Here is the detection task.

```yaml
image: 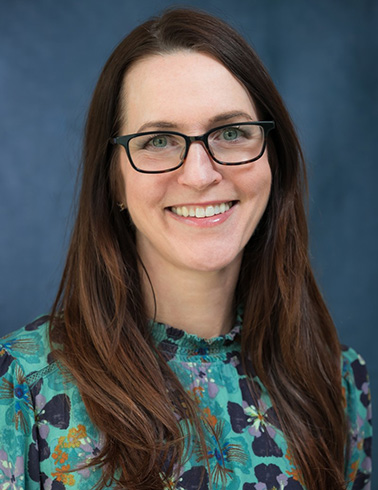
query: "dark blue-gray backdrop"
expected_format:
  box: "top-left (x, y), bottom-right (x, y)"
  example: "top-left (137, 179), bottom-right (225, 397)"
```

top-left (1, 0), bottom-right (376, 481)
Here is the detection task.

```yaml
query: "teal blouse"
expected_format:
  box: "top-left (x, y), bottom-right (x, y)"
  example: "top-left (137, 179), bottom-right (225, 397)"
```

top-left (0, 313), bottom-right (372, 489)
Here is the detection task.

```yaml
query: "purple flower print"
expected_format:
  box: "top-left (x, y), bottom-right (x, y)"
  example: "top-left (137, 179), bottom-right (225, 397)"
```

top-left (76, 436), bottom-right (103, 478)
top-left (0, 450), bottom-right (24, 490)
top-left (184, 362), bottom-right (219, 399)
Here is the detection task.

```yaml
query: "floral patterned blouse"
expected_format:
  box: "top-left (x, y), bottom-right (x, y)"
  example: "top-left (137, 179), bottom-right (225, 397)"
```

top-left (0, 312), bottom-right (372, 490)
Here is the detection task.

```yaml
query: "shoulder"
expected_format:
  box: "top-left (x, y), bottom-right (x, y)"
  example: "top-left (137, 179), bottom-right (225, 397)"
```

top-left (341, 344), bottom-right (371, 410)
top-left (0, 316), bottom-right (65, 443)
top-left (0, 318), bottom-right (103, 488)
top-left (340, 344), bottom-right (371, 421)
top-left (340, 345), bottom-right (372, 488)
top-left (0, 315), bottom-right (58, 383)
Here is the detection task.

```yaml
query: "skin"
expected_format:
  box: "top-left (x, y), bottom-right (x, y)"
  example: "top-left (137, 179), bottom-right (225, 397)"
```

top-left (118, 51), bottom-right (272, 338)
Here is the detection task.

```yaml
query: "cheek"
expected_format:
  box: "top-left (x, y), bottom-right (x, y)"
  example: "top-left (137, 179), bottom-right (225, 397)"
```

top-left (242, 159), bottom-right (272, 204)
top-left (122, 164), bottom-right (169, 222)
top-left (258, 164), bottom-right (272, 201)
top-left (120, 158), bottom-right (145, 209)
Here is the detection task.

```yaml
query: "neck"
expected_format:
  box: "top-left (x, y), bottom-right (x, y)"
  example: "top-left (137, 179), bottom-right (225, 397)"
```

top-left (140, 260), bottom-right (241, 339)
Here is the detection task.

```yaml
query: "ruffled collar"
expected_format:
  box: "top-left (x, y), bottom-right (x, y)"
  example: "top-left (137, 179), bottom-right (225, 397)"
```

top-left (149, 306), bottom-right (242, 357)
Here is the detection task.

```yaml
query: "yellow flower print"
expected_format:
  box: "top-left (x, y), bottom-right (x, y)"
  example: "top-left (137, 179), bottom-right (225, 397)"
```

top-left (51, 464), bottom-right (75, 486)
top-left (192, 386), bottom-right (205, 401)
top-left (202, 407), bottom-right (218, 429)
top-left (62, 424), bottom-right (88, 449)
top-left (285, 447), bottom-right (305, 485)
top-left (51, 424), bottom-right (88, 485)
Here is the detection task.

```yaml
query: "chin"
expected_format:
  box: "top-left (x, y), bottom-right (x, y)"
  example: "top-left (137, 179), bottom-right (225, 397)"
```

top-left (182, 251), bottom-right (243, 274)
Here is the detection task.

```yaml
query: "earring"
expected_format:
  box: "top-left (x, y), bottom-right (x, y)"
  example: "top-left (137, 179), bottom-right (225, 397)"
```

top-left (118, 202), bottom-right (127, 212)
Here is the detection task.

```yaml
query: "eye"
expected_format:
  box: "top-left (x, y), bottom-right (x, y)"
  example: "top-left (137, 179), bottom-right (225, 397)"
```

top-left (221, 127), bottom-right (241, 141)
top-left (132, 133), bottom-right (184, 153)
top-left (151, 135), bottom-right (168, 148)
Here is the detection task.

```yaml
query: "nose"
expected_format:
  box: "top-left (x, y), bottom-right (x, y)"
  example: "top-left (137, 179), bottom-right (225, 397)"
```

top-left (177, 141), bottom-right (222, 189)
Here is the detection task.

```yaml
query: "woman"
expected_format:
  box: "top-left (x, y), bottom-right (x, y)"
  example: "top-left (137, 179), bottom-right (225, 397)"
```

top-left (0, 8), bottom-right (372, 490)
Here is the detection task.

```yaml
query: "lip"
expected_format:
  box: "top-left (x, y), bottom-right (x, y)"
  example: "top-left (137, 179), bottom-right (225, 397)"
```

top-left (166, 200), bottom-right (238, 227)
top-left (168, 200), bottom-right (235, 208)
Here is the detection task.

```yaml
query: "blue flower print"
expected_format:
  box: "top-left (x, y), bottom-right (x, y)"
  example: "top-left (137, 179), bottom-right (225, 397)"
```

top-left (0, 364), bottom-right (32, 433)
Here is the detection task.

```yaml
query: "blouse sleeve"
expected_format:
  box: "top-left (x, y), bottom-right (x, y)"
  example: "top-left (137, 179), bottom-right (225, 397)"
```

top-left (0, 346), bottom-right (39, 490)
top-left (342, 346), bottom-right (373, 490)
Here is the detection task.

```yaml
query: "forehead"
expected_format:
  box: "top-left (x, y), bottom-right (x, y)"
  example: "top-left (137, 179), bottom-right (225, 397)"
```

top-left (120, 51), bottom-right (256, 132)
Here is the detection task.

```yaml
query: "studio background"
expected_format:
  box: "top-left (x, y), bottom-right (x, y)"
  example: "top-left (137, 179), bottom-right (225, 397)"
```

top-left (1, 0), bottom-right (376, 481)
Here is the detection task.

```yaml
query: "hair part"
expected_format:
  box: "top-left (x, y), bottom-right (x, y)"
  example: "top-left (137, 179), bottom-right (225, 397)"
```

top-left (50, 7), bottom-right (347, 490)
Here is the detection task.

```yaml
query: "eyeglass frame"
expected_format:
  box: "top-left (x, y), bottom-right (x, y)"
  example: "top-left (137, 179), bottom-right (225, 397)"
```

top-left (110, 120), bottom-right (275, 174)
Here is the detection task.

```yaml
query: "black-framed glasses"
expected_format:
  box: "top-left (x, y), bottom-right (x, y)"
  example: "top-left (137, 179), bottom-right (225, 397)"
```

top-left (110, 121), bottom-right (275, 174)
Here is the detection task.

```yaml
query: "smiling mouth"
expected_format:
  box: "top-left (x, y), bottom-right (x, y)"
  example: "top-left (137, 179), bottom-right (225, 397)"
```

top-left (170, 201), bottom-right (235, 218)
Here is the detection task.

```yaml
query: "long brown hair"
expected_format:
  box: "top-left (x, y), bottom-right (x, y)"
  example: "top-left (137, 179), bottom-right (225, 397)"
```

top-left (50, 8), bottom-right (347, 490)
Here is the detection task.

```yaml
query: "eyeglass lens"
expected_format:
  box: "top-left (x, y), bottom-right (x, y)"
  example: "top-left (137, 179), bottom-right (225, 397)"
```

top-left (128, 124), bottom-right (265, 172)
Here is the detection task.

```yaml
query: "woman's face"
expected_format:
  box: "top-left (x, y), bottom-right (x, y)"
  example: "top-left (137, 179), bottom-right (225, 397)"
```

top-left (118, 51), bottom-right (271, 276)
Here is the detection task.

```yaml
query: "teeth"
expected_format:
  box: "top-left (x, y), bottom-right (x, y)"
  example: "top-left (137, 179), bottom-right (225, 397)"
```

top-left (171, 202), bottom-right (232, 218)
top-left (206, 206), bottom-right (214, 217)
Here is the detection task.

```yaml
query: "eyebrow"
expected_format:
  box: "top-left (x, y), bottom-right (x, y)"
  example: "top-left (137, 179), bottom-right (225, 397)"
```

top-left (209, 111), bottom-right (254, 125)
top-left (136, 111), bottom-right (254, 133)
